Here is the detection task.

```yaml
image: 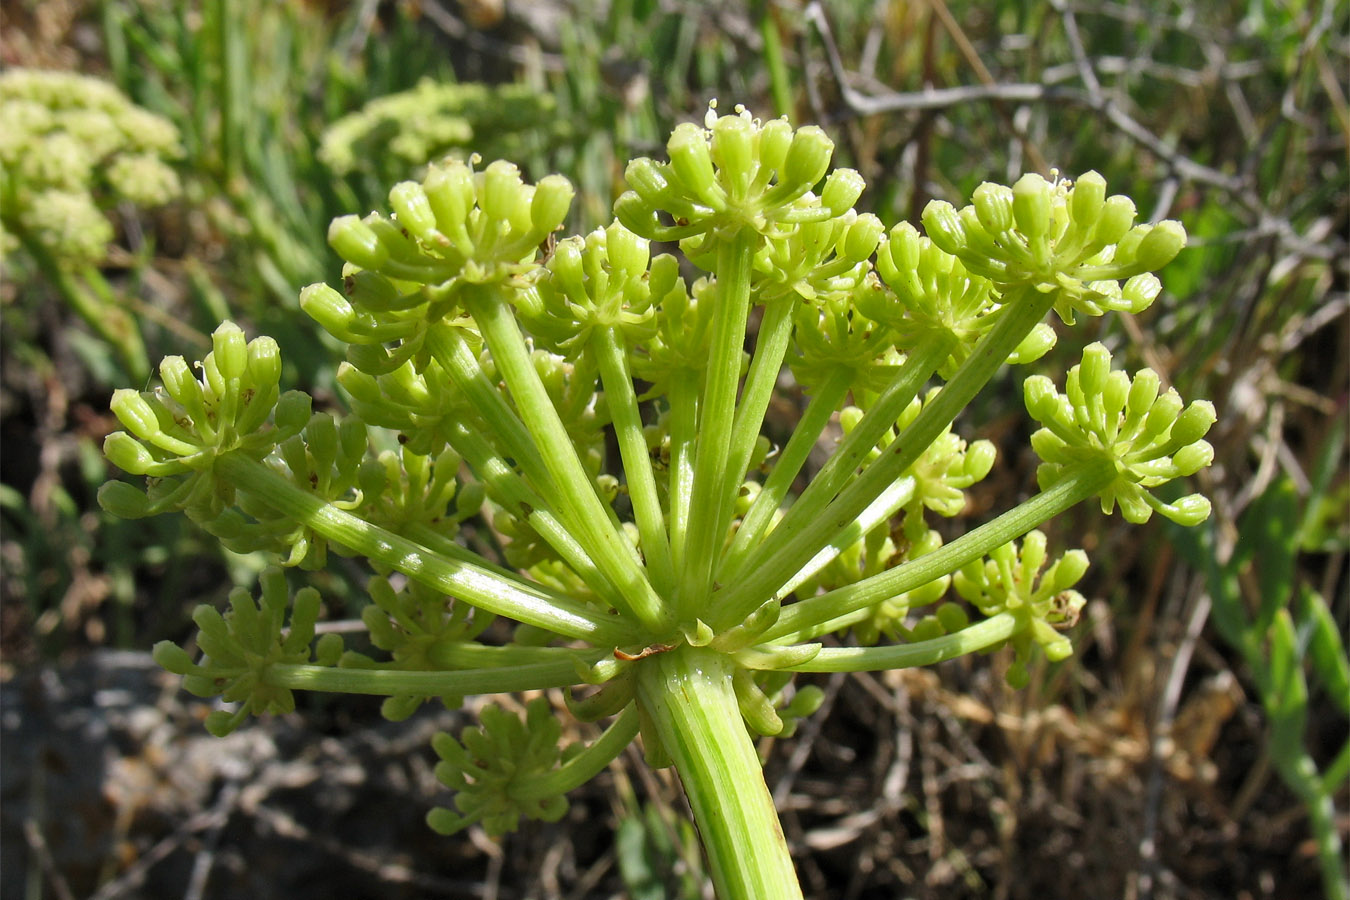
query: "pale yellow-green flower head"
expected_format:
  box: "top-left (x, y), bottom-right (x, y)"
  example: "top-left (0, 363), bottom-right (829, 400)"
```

top-left (0, 68), bottom-right (182, 264)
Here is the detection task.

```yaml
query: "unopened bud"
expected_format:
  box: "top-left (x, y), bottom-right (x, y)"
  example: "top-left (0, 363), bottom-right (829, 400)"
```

top-left (1069, 171), bottom-right (1107, 227)
top-left (1093, 195), bottom-right (1136, 246)
top-left (211, 322), bottom-right (248, 383)
top-left (104, 431), bottom-right (157, 474)
top-left (711, 113), bottom-right (755, 190)
top-left (820, 168), bottom-right (864, 216)
top-left (973, 182), bottom-right (1014, 234)
top-left (782, 125), bottom-right (833, 191)
top-left (531, 174), bottom-right (574, 238)
top-left (98, 481), bottom-right (153, 519)
top-left (328, 214), bottom-right (389, 269)
top-left (921, 200), bottom-right (967, 255)
top-left (389, 181), bottom-right (441, 244)
top-left (1012, 173), bottom-right (1052, 239)
top-left (1134, 220), bottom-right (1186, 271)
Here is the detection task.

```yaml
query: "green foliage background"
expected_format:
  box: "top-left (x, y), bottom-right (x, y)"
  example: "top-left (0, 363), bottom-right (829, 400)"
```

top-left (1, 1), bottom-right (1345, 898)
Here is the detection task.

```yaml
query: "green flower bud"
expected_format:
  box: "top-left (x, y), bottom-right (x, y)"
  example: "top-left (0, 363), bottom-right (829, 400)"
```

top-left (936, 602), bottom-right (970, 633)
top-left (1134, 220), bottom-right (1187, 271)
top-left (820, 168), bottom-right (864, 216)
top-left (1069, 171), bottom-right (1107, 228)
top-left (1144, 390), bottom-right (1185, 438)
top-left (842, 213), bottom-right (885, 263)
top-left (1171, 400), bottom-right (1217, 446)
top-left (111, 389), bottom-right (163, 439)
top-left (104, 431), bottom-right (157, 474)
top-left (424, 159), bottom-right (476, 231)
top-left (921, 200), bottom-right (967, 254)
top-left (1008, 323), bottom-right (1057, 365)
top-left (1121, 273), bottom-right (1162, 313)
top-left (480, 160), bottom-right (525, 227)
top-left (530, 174), bottom-right (574, 238)
top-left (274, 390), bottom-right (313, 436)
top-left (973, 182), bottom-right (1014, 235)
top-left (711, 113), bottom-right (756, 191)
top-left (758, 117), bottom-right (794, 173)
top-left (1093, 195), bottom-right (1136, 246)
top-left (152, 640), bottom-right (196, 674)
top-left (98, 480), bottom-right (153, 518)
top-left (211, 322), bottom-right (249, 383)
top-left (624, 157), bottom-right (674, 205)
top-left (782, 125), bottom-right (833, 194)
top-left (1127, 368), bottom-right (1161, 419)
top-left (328, 214), bottom-right (389, 269)
top-left (159, 355), bottom-right (203, 413)
top-left (1077, 342), bottom-right (1111, 396)
top-left (300, 283), bottom-right (363, 343)
top-left (389, 180), bottom-right (442, 245)
top-left (1023, 375), bottom-right (1061, 424)
top-left (667, 122), bottom-right (721, 207)
top-left (1011, 173), bottom-right (1052, 239)
top-left (1053, 549), bottom-right (1090, 589)
top-left (1166, 494), bottom-right (1212, 526)
top-left (1172, 440), bottom-right (1215, 476)
top-left (963, 440), bottom-right (998, 481)
top-left (608, 225), bottom-right (650, 281)
top-left (247, 335), bottom-right (283, 389)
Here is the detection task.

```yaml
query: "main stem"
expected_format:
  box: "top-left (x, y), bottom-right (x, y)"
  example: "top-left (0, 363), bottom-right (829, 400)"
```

top-left (636, 646), bottom-right (803, 900)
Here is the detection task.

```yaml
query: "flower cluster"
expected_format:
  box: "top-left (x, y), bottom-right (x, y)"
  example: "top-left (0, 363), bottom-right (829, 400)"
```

top-left (0, 68), bottom-right (180, 263)
top-left (152, 568), bottom-right (334, 736)
top-left (953, 531), bottom-right (1088, 687)
top-left (99, 104), bottom-right (1216, 882)
top-left (1025, 342), bottom-right (1215, 524)
top-left (921, 171), bottom-right (1185, 324)
top-left (318, 79), bottom-right (557, 181)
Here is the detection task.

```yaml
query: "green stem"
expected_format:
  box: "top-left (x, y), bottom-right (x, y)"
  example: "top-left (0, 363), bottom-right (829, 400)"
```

top-left (443, 420), bottom-right (629, 614)
top-left (666, 368), bottom-right (700, 575)
top-left (716, 286), bottom-right (1054, 629)
top-left (764, 460), bottom-right (1115, 643)
top-left (785, 612), bottom-right (1020, 672)
top-left (723, 338), bottom-right (951, 602)
top-left (265, 658), bottom-right (588, 696)
top-left (635, 646), bottom-right (803, 899)
top-left (517, 706), bottom-right (641, 801)
top-left (719, 367), bottom-right (853, 582)
top-left (680, 230), bottom-right (758, 613)
top-left (595, 326), bottom-right (675, 595)
top-left (711, 297), bottom-right (796, 579)
top-left (426, 642), bottom-right (598, 669)
top-left (18, 233), bottom-right (150, 380)
top-left (462, 283), bottom-right (671, 633)
top-left (425, 324), bottom-right (552, 492)
top-left (215, 452), bottom-right (635, 646)
top-left (1280, 753), bottom-right (1349, 900)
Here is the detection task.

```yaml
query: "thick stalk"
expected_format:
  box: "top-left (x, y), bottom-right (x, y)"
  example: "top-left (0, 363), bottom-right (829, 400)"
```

top-left (715, 287), bottom-right (1055, 628)
top-left (679, 230), bottom-right (758, 613)
top-left (461, 283), bottom-right (670, 633)
top-left (266, 657), bottom-right (589, 696)
top-left (214, 452), bottom-right (636, 646)
top-left (719, 367), bottom-right (852, 583)
top-left (594, 326), bottom-right (675, 594)
top-left (785, 612), bottom-right (1020, 672)
top-left (635, 646), bottom-right (803, 900)
top-left (666, 368), bottom-right (700, 576)
top-left (724, 337), bottom-right (951, 597)
top-left (443, 419), bottom-right (630, 614)
top-left (764, 460), bottom-right (1115, 643)
top-left (708, 297), bottom-right (797, 582)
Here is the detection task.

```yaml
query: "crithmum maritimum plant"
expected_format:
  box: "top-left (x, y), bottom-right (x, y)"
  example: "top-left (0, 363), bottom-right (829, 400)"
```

top-left (101, 103), bottom-right (1213, 898)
